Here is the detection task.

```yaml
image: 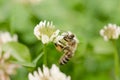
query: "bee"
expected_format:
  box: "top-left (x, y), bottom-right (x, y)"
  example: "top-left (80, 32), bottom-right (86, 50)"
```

top-left (54, 32), bottom-right (78, 65)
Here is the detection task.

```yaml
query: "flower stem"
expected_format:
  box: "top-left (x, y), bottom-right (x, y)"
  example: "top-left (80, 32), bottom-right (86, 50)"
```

top-left (43, 44), bottom-right (47, 66)
top-left (112, 40), bottom-right (119, 80)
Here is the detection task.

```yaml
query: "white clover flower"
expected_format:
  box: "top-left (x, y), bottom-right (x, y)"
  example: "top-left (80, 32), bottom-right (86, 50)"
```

top-left (0, 32), bottom-right (18, 58)
top-left (0, 32), bottom-right (18, 44)
top-left (0, 52), bottom-right (19, 80)
top-left (0, 32), bottom-right (19, 80)
top-left (100, 23), bottom-right (120, 41)
top-left (34, 20), bottom-right (60, 44)
top-left (28, 64), bottom-right (71, 80)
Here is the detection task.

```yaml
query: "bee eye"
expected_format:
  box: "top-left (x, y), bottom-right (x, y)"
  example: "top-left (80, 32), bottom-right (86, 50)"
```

top-left (70, 34), bottom-right (74, 39)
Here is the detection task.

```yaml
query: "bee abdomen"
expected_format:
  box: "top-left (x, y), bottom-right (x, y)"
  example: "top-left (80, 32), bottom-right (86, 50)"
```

top-left (59, 51), bottom-right (72, 65)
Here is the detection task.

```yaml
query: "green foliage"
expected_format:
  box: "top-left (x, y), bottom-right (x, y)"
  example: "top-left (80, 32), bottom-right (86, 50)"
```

top-left (0, 0), bottom-right (120, 80)
top-left (2, 42), bottom-right (31, 62)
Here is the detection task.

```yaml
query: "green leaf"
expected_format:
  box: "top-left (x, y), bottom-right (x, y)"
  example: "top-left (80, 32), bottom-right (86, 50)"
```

top-left (32, 52), bottom-right (44, 64)
top-left (12, 61), bottom-right (36, 68)
top-left (2, 42), bottom-right (31, 62)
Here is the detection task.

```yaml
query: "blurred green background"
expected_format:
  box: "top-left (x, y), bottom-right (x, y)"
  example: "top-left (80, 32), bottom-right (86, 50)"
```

top-left (0, 0), bottom-right (120, 80)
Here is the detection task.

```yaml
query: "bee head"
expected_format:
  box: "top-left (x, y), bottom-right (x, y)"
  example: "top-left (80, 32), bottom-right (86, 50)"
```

top-left (69, 34), bottom-right (74, 39)
top-left (63, 33), bottom-right (74, 42)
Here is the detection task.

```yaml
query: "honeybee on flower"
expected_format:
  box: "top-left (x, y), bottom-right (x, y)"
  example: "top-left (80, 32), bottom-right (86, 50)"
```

top-left (54, 31), bottom-right (79, 65)
top-left (34, 20), bottom-right (79, 65)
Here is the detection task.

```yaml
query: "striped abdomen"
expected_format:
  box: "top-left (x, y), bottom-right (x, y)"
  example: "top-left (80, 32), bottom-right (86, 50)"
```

top-left (59, 47), bottom-right (73, 65)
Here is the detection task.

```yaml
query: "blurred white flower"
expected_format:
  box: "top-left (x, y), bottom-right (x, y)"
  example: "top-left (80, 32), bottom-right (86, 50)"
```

top-left (0, 32), bottom-right (19, 80)
top-left (0, 52), bottom-right (19, 80)
top-left (100, 24), bottom-right (120, 41)
top-left (0, 32), bottom-right (17, 45)
top-left (0, 32), bottom-right (18, 58)
top-left (28, 64), bottom-right (71, 80)
top-left (34, 20), bottom-right (60, 44)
